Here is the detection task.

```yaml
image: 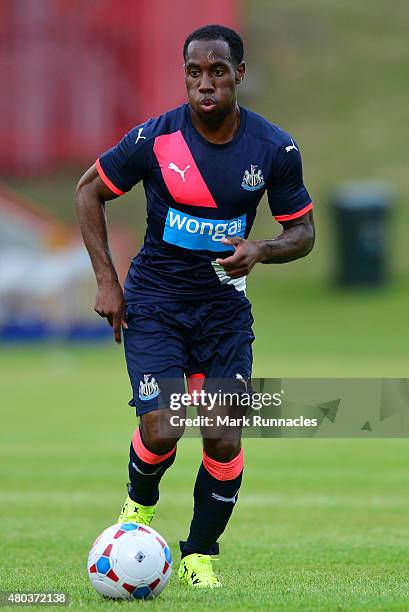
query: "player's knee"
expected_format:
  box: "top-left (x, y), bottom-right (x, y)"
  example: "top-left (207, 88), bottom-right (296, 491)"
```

top-left (140, 410), bottom-right (184, 454)
top-left (140, 427), bottom-right (178, 455)
top-left (203, 438), bottom-right (241, 463)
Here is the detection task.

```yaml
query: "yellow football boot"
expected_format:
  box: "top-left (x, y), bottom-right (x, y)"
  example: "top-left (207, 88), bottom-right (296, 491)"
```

top-left (178, 553), bottom-right (221, 588)
top-left (117, 495), bottom-right (156, 526)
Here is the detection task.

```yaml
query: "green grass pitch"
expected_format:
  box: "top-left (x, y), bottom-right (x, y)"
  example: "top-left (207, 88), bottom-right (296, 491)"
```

top-left (1, 343), bottom-right (409, 611)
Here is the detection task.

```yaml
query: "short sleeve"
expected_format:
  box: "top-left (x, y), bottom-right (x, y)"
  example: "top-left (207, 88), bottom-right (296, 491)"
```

top-left (96, 123), bottom-right (153, 196)
top-left (267, 138), bottom-right (313, 222)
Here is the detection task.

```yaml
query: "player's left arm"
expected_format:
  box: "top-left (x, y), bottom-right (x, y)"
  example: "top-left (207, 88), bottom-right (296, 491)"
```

top-left (257, 210), bottom-right (315, 263)
top-left (216, 137), bottom-right (315, 278)
top-left (215, 213), bottom-right (314, 278)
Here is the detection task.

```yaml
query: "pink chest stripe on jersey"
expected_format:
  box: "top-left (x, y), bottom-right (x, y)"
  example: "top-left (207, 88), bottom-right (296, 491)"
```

top-left (153, 130), bottom-right (217, 208)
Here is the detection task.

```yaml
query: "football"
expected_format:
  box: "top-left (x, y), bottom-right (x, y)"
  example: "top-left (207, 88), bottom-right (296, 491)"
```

top-left (87, 522), bottom-right (172, 600)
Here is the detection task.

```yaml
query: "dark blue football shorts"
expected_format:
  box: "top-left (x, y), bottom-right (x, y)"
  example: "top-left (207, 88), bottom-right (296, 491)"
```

top-left (123, 296), bottom-right (255, 415)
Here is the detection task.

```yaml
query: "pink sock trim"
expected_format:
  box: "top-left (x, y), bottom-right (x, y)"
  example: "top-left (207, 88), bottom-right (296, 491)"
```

top-left (203, 448), bottom-right (244, 481)
top-left (132, 428), bottom-right (176, 465)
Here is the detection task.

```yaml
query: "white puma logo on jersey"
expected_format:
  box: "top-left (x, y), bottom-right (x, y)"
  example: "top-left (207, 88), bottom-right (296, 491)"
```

top-left (168, 162), bottom-right (191, 182)
top-left (135, 127), bottom-right (146, 144)
top-left (285, 138), bottom-right (299, 153)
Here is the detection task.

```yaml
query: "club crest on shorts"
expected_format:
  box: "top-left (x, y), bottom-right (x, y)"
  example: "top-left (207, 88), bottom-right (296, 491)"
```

top-left (241, 165), bottom-right (265, 191)
top-left (139, 374), bottom-right (160, 401)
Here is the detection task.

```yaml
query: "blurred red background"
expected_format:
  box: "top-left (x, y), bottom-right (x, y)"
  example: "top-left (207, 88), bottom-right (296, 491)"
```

top-left (0, 0), bottom-right (239, 176)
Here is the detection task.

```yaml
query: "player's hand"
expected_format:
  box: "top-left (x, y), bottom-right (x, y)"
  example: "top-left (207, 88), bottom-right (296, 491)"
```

top-left (215, 237), bottom-right (261, 278)
top-left (94, 280), bottom-right (128, 344)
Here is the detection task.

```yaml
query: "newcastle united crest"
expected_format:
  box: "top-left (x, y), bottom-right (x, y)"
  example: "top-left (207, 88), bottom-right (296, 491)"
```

top-left (241, 165), bottom-right (265, 191)
top-left (139, 374), bottom-right (160, 401)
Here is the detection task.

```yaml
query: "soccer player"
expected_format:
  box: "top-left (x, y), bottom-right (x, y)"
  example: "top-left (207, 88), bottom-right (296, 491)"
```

top-left (76, 24), bottom-right (315, 588)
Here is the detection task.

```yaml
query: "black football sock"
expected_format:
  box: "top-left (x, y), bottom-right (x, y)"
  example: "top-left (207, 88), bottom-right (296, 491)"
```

top-left (128, 427), bottom-right (176, 506)
top-left (180, 449), bottom-right (244, 557)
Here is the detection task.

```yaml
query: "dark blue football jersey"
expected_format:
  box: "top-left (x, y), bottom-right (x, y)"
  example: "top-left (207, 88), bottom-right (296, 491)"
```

top-left (96, 103), bottom-right (313, 303)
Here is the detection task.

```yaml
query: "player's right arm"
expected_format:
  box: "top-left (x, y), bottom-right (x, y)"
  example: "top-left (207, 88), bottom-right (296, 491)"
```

top-left (76, 121), bottom-right (154, 343)
top-left (75, 164), bottom-right (127, 344)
